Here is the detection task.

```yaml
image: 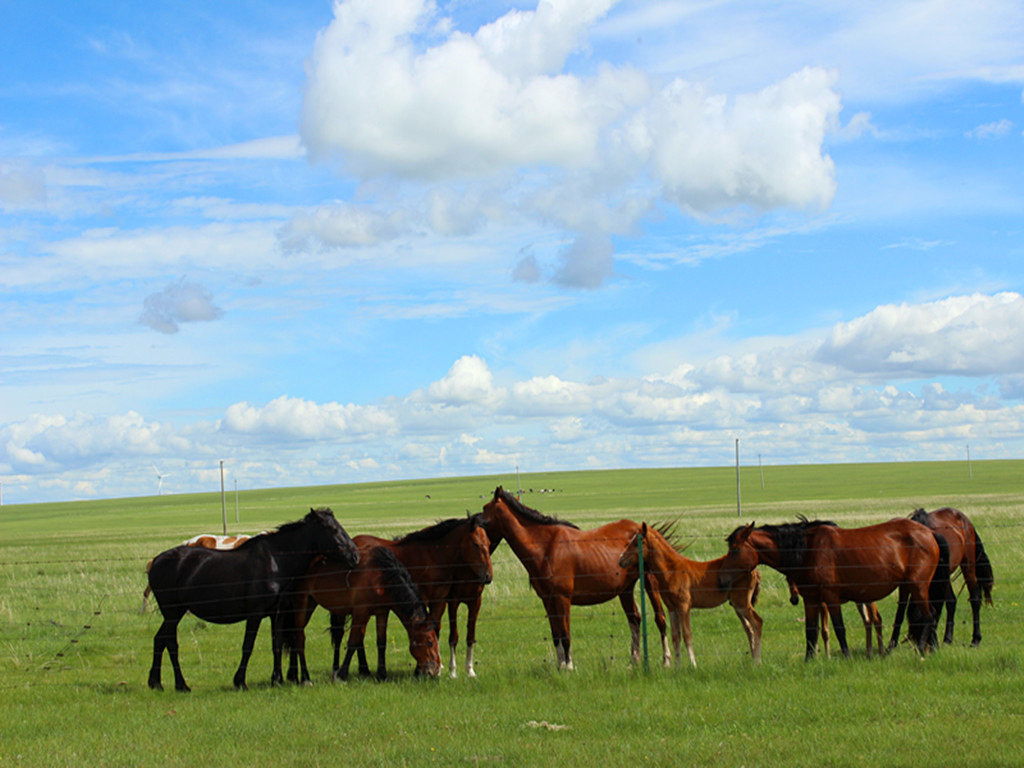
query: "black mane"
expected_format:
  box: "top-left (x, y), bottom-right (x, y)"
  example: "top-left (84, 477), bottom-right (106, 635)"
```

top-left (369, 547), bottom-right (428, 623)
top-left (237, 507), bottom-right (334, 550)
top-left (394, 515), bottom-right (474, 545)
top-left (727, 516), bottom-right (838, 572)
top-left (909, 508), bottom-right (933, 526)
top-left (495, 487), bottom-right (579, 529)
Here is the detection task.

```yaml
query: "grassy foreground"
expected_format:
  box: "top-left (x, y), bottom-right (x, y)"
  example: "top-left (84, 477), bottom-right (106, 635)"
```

top-left (1, 461), bottom-right (1022, 767)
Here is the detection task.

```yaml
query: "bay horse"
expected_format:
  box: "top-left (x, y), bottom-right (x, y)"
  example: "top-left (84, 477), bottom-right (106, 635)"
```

top-left (904, 507), bottom-right (993, 646)
top-left (146, 508), bottom-right (359, 691)
top-left (349, 515), bottom-right (493, 658)
top-left (444, 519), bottom-right (503, 677)
top-left (285, 544), bottom-right (441, 682)
top-left (719, 517), bottom-right (949, 660)
top-left (480, 487), bottom-right (667, 670)
top-left (786, 577), bottom-right (885, 658)
top-left (617, 522), bottom-right (763, 667)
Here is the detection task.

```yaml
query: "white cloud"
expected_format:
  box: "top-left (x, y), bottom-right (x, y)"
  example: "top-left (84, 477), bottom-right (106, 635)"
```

top-left (139, 278), bottom-right (224, 334)
top-left (220, 395), bottom-right (396, 440)
top-left (426, 355), bottom-right (502, 406)
top-left (967, 118), bottom-right (1015, 139)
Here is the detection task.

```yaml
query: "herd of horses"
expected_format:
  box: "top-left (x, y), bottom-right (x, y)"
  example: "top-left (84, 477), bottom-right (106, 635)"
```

top-left (144, 488), bottom-right (994, 691)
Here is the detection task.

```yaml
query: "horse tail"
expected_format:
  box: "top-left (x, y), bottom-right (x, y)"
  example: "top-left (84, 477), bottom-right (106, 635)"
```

top-left (975, 533), bottom-right (994, 606)
top-left (140, 557), bottom-right (155, 614)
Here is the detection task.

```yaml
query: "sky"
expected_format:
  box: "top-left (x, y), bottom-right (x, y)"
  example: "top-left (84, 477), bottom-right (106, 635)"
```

top-left (2, 0), bottom-right (1024, 504)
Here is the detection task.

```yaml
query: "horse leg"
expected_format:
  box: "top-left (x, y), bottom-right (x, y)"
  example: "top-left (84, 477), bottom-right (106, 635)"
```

top-left (233, 616), bottom-right (262, 690)
top-left (820, 604), bottom-right (830, 659)
top-left (329, 611), bottom-right (347, 680)
top-left (680, 605), bottom-right (697, 668)
top-left (149, 615), bottom-right (189, 692)
top-left (856, 603), bottom-right (871, 658)
top-left (618, 592), bottom-right (642, 666)
top-left (446, 600), bottom-right (460, 678)
top-left (968, 578), bottom-right (983, 647)
top-left (942, 581), bottom-right (957, 644)
top-left (464, 594), bottom-right (482, 678)
top-left (269, 614), bottom-right (285, 686)
top-left (869, 604), bottom-right (886, 657)
top-left (375, 612), bottom-right (389, 681)
top-left (826, 601), bottom-right (850, 658)
top-left (888, 588), bottom-right (909, 651)
top-left (644, 576), bottom-right (671, 668)
top-left (803, 603), bottom-right (821, 661)
top-left (668, 610), bottom-right (682, 668)
top-left (732, 601), bottom-right (763, 664)
top-left (543, 596), bottom-right (573, 670)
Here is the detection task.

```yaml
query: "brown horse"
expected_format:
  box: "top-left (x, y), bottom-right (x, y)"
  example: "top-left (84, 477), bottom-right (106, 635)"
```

top-left (286, 544), bottom-right (441, 682)
top-left (906, 507), bottom-right (993, 646)
top-left (786, 578), bottom-right (885, 658)
top-left (618, 522), bottom-right (763, 667)
top-left (480, 487), bottom-right (666, 670)
top-left (354, 514), bottom-right (493, 633)
top-left (719, 517), bottom-right (949, 660)
top-left (444, 525), bottom-right (503, 678)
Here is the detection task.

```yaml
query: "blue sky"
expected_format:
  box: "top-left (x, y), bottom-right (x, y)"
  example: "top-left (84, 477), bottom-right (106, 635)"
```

top-left (2, 0), bottom-right (1023, 503)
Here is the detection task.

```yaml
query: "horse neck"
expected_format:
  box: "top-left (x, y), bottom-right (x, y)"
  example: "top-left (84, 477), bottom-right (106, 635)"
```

top-left (394, 529), bottom-right (462, 575)
top-left (749, 531), bottom-right (787, 574)
top-left (262, 525), bottom-right (321, 575)
top-left (648, 538), bottom-right (712, 586)
top-left (488, 504), bottom-right (556, 571)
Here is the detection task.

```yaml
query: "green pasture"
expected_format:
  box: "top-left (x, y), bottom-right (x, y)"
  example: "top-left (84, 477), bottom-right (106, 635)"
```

top-left (1, 461), bottom-right (1022, 767)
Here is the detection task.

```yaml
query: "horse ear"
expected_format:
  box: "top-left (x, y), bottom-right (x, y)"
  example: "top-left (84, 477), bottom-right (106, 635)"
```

top-left (641, 522), bottom-right (648, 535)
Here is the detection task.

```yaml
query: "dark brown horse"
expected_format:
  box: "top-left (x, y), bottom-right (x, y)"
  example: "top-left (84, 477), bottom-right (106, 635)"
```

top-left (480, 487), bottom-right (666, 670)
top-left (906, 507), bottom-right (993, 646)
top-left (618, 522), bottom-right (763, 667)
top-left (719, 517), bottom-right (949, 659)
top-left (444, 521), bottom-right (503, 678)
top-left (146, 508), bottom-right (359, 691)
top-left (354, 514), bottom-right (493, 632)
top-left (286, 544), bottom-right (441, 682)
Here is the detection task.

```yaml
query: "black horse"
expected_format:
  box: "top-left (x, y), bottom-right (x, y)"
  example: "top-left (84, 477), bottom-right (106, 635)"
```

top-left (146, 507), bottom-right (359, 692)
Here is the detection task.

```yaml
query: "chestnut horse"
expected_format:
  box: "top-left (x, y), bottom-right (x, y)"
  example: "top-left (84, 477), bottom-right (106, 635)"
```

top-left (480, 487), bottom-right (666, 670)
top-left (786, 578), bottom-right (885, 658)
top-left (905, 507), bottom-right (993, 646)
top-left (147, 508), bottom-right (359, 691)
top-left (285, 544), bottom-right (441, 682)
top-left (719, 517), bottom-right (949, 660)
top-left (618, 522), bottom-right (763, 667)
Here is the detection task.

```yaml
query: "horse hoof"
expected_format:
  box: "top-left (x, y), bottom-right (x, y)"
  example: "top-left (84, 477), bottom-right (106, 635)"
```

top-left (175, 684), bottom-right (191, 693)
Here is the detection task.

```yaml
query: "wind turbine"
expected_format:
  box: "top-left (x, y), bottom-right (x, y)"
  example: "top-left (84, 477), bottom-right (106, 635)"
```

top-left (152, 463), bottom-right (170, 496)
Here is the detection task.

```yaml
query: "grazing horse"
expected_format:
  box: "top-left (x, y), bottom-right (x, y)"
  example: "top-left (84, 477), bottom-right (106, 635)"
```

top-left (786, 577), bottom-right (885, 658)
top-left (618, 522), bottom-right (763, 667)
top-left (346, 515), bottom-right (493, 666)
top-left (146, 508), bottom-right (359, 691)
top-left (718, 517), bottom-right (949, 660)
top-left (285, 545), bottom-right (441, 682)
top-left (904, 507), bottom-right (993, 646)
top-left (480, 487), bottom-right (667, 670)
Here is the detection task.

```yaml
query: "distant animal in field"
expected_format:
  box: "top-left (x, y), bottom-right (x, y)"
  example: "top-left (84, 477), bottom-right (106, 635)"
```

top-left (618, 521), bottom-right (763, 667)
top-left (146, 508), bottom-right (359, 692)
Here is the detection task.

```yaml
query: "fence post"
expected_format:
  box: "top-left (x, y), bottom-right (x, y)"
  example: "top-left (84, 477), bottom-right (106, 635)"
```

top-left (637, 532), bottom-right (649, 672)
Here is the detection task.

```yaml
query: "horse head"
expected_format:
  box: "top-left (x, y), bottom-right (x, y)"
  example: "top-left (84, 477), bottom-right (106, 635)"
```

top-left (461, 517), bottom-right (493, 585)
top-left (307, 507), bottom-right (360, 568)
top-left (718, 522), bottom-right (758, 591)
top-left (617, 522), bottom-right (648, 571)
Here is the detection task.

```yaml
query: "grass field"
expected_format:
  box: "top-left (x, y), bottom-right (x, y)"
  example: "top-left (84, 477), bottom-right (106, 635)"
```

top-left (1, 461), bottom-right (1022, 767)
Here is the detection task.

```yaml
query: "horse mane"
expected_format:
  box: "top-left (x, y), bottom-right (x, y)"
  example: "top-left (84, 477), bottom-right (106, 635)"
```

top-left (909, 508), bottom-right (932, 526)
top-left (394, 516), bottom-right (469, 545)
top-left (650, 520), bottom-right (692, 554)
top-left (494, 487), bottom-right (579, 529)
top-left (237, 507), bottom-right (334, 550)
top-left (727, 516), bottom-right (838, 571)
top-left (369, 547), bottom-right (428, 623)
